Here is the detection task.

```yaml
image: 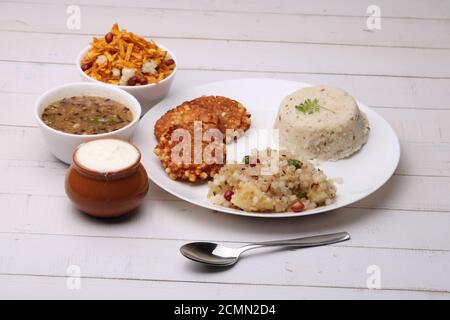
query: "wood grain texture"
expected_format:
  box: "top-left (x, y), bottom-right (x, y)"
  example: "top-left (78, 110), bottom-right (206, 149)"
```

top-left (1, 32), bottom-right (449, 78)
top-left (1, 193), bottom-right (450, 251)
top-left (1, 233), bottom-right (449, 292)
top-left (2, 61), bottom-right (450, 110)
top-left (1, 274), bottom-right (448, 300)
top-left (1, 2), bottom-right (450, 48)
top-left (0, 0), bottom-right (449, 299)
top-left (3, 0), bottom-right (450, 19)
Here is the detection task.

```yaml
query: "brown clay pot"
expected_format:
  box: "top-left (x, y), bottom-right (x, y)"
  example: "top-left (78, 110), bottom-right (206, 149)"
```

top-left (65, 143), bottom-right (149, 218)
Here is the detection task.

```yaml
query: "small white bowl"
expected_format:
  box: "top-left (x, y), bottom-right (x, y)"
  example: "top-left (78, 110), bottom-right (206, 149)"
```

top-left (76, 44), bottom-right (177, 114)
top-left (35, 82), bottom-right (142, 164)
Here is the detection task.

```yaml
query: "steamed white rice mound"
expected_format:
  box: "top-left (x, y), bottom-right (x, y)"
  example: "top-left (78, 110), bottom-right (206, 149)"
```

top-left (274, 86), bottom-right (370, 161)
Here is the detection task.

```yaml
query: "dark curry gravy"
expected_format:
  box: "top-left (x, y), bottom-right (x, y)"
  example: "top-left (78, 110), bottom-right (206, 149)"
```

top-left (42, 96), bottom-right (133, 135)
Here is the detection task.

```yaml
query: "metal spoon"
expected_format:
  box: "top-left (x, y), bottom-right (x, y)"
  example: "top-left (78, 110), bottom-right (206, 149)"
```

top-left (180, 231), bottom-right (350, 267)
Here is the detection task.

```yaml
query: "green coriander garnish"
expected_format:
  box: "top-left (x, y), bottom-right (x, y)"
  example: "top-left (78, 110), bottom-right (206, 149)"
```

top-left (287, 159), bottom-right (302, 169)
top-left (294, 190), bottom-right (307, 199)
top-left (295, 98), bottom-right (321, 114)
top-left (295, 98), bottom-right (335, 114)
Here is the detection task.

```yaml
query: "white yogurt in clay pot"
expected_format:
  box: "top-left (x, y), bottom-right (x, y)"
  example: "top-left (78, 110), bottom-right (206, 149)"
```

top-left (75, 139), bottom-right (140, 173)
top-left (66, 138), bottom-right (149, 218)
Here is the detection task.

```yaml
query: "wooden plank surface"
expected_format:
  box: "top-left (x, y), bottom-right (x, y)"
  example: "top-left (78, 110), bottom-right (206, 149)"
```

top-left (1, 32), bottom-right (449, 78)
top-left (1, 193), bottom-right (450, 251)
top-left (1, 233), bottom-right (449, 292)
top-left (2, 62), bottom-right (450, 110)
top-left (3, 0), bottom-right (450, 20)
top-left (2, 2), bottom-right (450, 48)
top-left (2, 275), bottom-right (447, 300)
top-left (0, 0), bottom-right (449, 299)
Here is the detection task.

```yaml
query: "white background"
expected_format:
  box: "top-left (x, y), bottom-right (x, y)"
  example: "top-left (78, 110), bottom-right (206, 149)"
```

top-left (0, 0), bottom-right (449, 299)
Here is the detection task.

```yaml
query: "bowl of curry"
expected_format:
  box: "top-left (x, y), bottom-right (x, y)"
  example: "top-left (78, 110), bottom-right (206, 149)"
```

top-left (35, 82), bottom-right (141, 164)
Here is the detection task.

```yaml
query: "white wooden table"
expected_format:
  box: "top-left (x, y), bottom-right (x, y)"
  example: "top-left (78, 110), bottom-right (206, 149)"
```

top-left (0, 0), bottom-right (449, 300)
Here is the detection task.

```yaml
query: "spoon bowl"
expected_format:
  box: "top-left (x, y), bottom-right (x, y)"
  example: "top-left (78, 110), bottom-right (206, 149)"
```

top-left (180, 242), bottom-right (239, 266)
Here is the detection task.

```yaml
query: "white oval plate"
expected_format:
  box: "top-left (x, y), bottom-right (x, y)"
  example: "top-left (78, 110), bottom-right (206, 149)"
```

top-left (133, 78), bottom-right (400, 218)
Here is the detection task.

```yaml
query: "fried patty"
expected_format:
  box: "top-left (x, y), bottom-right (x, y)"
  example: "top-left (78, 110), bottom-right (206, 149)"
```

top-left (186, 96), bottom-right (251, 142)
top-left (154, 96), bottom-right (251, 143)
top-left (153, 96), bottom-right (250, 182)
top-left (154, 123), bottom-right (225, 182)
top-left (154, 102), bottom-right (219, 142)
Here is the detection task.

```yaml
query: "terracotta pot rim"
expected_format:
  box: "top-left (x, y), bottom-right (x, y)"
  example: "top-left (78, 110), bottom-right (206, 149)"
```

top-left (72, 138), bottom-right (142, 180)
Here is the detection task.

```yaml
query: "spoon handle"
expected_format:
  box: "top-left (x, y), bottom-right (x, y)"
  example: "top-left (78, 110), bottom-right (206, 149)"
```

top-left (240, 232), bottom-right (350, 252)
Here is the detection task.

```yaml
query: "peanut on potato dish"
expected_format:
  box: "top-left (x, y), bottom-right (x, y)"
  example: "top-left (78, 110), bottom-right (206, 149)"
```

top-left (208, 149), bottom-right (336, 213)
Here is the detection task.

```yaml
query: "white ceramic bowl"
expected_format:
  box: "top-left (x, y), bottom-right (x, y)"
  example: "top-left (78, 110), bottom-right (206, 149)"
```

top-left (35, 82), bottom-right (142, 164)
top-left (76, 44), bottom-right (177, 114)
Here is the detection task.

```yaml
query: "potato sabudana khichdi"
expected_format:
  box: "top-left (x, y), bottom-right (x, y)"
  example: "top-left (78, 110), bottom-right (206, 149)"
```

top-left (207, 149), bottom-right (336, 213)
